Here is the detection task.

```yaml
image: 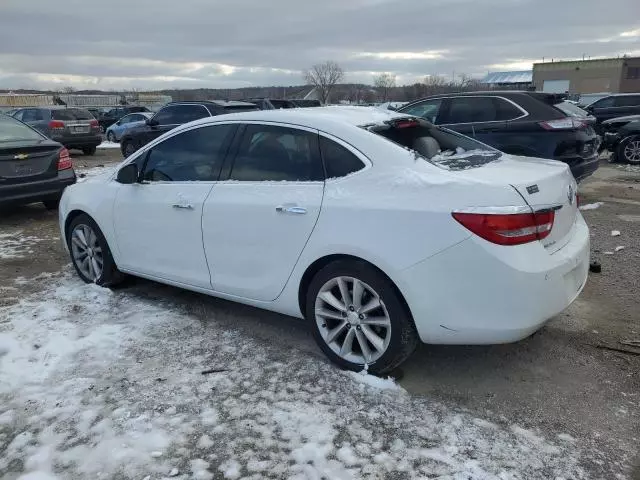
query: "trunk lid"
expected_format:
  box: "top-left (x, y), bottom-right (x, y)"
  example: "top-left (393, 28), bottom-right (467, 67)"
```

top-left (0, 140), bottom-right (62, 185)
top-left (453, 155), bottom-right (578, 253)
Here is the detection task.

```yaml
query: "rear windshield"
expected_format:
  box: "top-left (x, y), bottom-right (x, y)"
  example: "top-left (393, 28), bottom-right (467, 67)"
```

top-left (51, 108), bottom-right (94, 120)
top-left (0, 114), bottom-right (45, 142)
top-left (369, 120), bottom-right (501, 171)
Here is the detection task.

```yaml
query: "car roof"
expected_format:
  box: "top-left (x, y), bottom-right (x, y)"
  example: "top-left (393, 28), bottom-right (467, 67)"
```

top-left (166, 100), bottom-right (257, 107)
top-left (182, 106), bottom-right (414, 133)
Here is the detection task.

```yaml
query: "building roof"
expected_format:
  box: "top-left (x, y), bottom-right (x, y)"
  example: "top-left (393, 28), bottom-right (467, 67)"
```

top-left (482, 71), bottom-right (533, 84)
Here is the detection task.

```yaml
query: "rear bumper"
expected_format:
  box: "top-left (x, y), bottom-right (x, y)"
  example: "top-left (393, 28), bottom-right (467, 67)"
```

top-left (400, 214), bottom-right (590, 344)
top-left (51, 134), bottom-right (102, 149)
top-left (0, 169), bottom-right (76, 206)
top-left (565, 154), bottom-right (600, 182)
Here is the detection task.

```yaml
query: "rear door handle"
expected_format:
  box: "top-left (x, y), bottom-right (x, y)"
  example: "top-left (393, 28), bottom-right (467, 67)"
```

top-left (276, 205), bottom-right (307, 215)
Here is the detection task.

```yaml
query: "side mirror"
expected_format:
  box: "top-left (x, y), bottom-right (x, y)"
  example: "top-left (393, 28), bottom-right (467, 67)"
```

top-left (146, 118), bottom-right (159, 127)
top-left (116, 163), bottom-right (138, 184)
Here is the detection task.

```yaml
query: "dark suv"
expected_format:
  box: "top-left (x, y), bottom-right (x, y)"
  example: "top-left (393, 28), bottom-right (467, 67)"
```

top-left (582, 93), bottom-right (640, 127)
top-left (12, 107), bottom-right (102, 155)
top-left (398, 91), bottom-right (600, 181)
top-left (96, 106), bottom-right (151, 132)
top-left (120, 100), bottom-right (258, 157)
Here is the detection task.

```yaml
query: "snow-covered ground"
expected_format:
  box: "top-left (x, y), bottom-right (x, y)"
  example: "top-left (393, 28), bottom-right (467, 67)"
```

top-left (0, 272), bottom-right (595, 479)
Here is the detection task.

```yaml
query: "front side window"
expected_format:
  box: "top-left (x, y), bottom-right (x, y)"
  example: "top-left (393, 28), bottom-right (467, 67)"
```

top-left (445, 97), bottom-right (497, 123)
top-left (319, 136), bottom-right (365, 179)
top-left (401, 99), bottom-right (442, 123)
top-left (141, 124), bottom-right (234, 182)
top-left (229, 124), bottom-right (323, 181)
top-left (592, 96), bottom-right (615, 108)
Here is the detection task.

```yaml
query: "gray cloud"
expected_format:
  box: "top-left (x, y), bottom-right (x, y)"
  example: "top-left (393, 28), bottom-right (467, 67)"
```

top-left (0, 0), bottom-right (638, 90)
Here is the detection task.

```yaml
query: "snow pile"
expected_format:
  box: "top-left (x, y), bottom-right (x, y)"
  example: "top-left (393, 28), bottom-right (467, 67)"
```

top-left (611, 230), bottom-right (621, 237)
top-left (430, 149), bottom-right (500, 171)
top-left (345, 369), bottom-right (402, 391)
top-left (579, 202), bottom-right (603, 211)
top-left (0, 273), bottom-right (608, 479)
top-left (97, 141), bottom-right (121, 149)
top-left (76, 165), bottom-right (118, 183)
top-left (0, 231), bottom-right (50, 259)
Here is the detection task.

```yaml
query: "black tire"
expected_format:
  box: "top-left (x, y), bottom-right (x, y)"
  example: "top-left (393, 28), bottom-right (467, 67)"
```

top-left (82, 146), bottom-right (97, 156)
top-left (42, 197), bottom-right (61, 210)
top-left (66, 213), bottom-right (125, 287)
top-left (617, 135), bottom-right (640, 165)
top-left (106, 131), bottom-right (116, 143)
top-left (121, 140), bottom-right (137, 158)
top-left (305, 260), bottom-right (418, 375)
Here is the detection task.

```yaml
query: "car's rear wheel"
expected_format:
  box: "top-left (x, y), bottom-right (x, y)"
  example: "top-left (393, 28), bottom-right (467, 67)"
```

top-left (122, 140), bottom-right (137, 158)
top-left (306, 260), bottom-right (418, 375)
top-left (67, 213), bottom-right (124, 287)
top-left (42, 196), bottom-right (61, 210)
top-left (106, 131), bottom-right (116, 143)
top-left (83, 146), bottom-right (97, 156)
top-left (618, 135), bottom-right (640, 164)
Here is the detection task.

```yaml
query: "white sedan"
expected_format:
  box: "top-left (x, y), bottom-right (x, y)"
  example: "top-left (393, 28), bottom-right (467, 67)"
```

top-left (59, 107), bottom-right (590, 373)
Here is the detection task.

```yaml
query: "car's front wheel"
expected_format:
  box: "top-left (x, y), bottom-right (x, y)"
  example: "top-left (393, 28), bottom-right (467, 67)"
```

top-left (106, 131), bottom-right (116, 143)
top-left (121, 140), bottom-right (137, 158)
top-left (306, 260), bottom-right (418, 375)
top-left (66, 213), bottom-right (124, 287)
top-left (618, 135), bottom-right (640, 164)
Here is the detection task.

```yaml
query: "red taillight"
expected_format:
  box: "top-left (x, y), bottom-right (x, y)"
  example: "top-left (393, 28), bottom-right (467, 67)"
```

top-left (539, 118), bottom-right (585, 130)
top-left (394, 119), bottom-right (419, 129)
top-left (452, 210), bottom-right (555, 246)
top-left (57, 148), bottom-right (72, 170)
top-left (49, 120), bottom-right (65, 129)
top-left (90, 119), bottom-right (99, 128)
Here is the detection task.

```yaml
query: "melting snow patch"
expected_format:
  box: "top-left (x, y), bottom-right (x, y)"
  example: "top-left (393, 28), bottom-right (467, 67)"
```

top-left (579, 202), bottom-right (603, 211)
top-left (76, 165), bottom-right (118, 183)
top-left (345, 369), bottom-right (402, 391)
top-left (97, 141), bottom-right (121, 149)
top-left (0, 231), bottom-right (47, 259)
top-left (0, 272), bottom-right (613, 478)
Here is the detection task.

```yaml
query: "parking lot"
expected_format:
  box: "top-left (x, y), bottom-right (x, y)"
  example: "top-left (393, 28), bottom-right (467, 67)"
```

top-left (1, 147), bottom-right (639, 479)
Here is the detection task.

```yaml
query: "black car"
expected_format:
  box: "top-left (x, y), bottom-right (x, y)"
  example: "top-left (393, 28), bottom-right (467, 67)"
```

top-left (398, 91), bottom-right (600, 181)
top-left (582, 93), bottom-right (640, 127)
top-left (96, 105), bottom-right (151, 132)
top-left (247, 98), bottom-right (297, 110)
top-left (601, 115), bottom-right (640, 164)
top-left (120, 100), bottom-right (258, 157)
top-left (0, 114), bottom-right (76, 209)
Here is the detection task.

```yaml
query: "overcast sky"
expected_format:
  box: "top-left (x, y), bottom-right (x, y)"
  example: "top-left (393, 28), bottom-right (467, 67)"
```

top-left (0, 0), bottom-right (638, 91)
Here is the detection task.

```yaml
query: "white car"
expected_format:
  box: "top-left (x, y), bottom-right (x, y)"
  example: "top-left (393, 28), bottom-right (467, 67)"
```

top-left (59, 107), bottom-right (590, 373)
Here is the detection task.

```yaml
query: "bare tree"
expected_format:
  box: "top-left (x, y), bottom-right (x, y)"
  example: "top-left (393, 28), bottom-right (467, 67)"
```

top-left (303, 61), bottom-right (344, 104)
top-left (373, 73), bottom-right (396, 102)
top-left (61, 86), bottom-right (75, 94)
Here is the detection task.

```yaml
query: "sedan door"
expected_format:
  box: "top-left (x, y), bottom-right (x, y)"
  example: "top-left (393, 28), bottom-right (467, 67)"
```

top-left (203, 123), bottom-right (325, 301)
top-left (113, 123), bottom-right (237, 288)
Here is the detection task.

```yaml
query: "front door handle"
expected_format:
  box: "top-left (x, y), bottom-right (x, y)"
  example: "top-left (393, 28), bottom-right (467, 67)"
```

top-left (276, 205), bottom-right (307, 215)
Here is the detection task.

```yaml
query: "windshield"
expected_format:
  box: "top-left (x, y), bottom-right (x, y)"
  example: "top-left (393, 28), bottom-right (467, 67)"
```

top-left (369, 120), bottom-right (501, 170)
top-left (51, 108), bottom-right (94, 120)
top-left (556, 101), bottom-right (590, 117)
top-left (0, 114), bottom-right (45, 143)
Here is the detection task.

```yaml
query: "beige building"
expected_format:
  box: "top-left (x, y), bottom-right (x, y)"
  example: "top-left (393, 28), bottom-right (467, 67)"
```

top-left (532, 56), bottom-right (640, 94)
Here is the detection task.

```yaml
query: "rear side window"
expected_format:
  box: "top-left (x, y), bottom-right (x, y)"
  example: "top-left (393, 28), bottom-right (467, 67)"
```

top-left (319, 136), bottom-right (365, 179)
top-left (52, 108), bottom-right (93, 120)
top-left (153, 105), bottom-right (209, 125)
top-left (142, 124), bottom-right (234, 182)
top-left (229, 124), bottom-right (323, 181)
top-left (445, 97), bottom-right (497, 123)
top-left (494, 98), bottom-right (524, 120)
top-left (614, 96), bottom-right (640, 107)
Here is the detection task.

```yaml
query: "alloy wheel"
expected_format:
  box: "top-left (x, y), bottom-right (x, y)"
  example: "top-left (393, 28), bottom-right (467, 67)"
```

top-left (70, 224), bottom-right (103, 282)
top-left (623, 140), bottom-right (640, 164)
top-left (315, 276), bottom-right (392, 365)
